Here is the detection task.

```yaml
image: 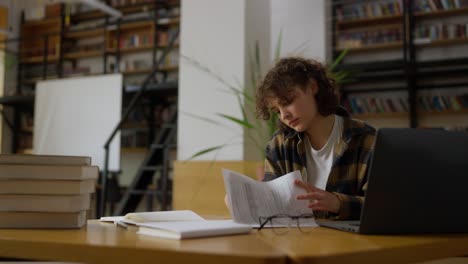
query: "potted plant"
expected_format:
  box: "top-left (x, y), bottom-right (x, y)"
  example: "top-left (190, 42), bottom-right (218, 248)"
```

top-left (183, 45), bottom-right (350, 165)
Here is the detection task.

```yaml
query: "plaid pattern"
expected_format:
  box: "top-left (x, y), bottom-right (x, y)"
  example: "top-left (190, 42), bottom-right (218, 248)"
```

top-left (263, 108), bottom-right (376, 220)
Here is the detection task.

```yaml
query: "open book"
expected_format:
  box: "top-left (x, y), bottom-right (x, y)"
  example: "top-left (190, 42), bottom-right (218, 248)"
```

top-left (100, 210), bottom-right (252, 239)
top-left (99, 210), bottom-right (205, 225)
top-left (223, 169), bottom-right (318, 228)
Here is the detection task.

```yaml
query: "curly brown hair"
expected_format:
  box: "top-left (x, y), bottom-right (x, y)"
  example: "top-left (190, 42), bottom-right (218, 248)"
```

top-left (256, 57), bottom-right (339, 121)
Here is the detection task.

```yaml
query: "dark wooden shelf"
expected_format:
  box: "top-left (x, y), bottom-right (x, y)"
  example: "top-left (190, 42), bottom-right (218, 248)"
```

top-left (415, 7), bottom-right (468, 18)
top-left (157, 43), bottom-right (179, 49)
top-left (353, 109), bottom-right (468, 119)
top-left (118, 20), bottom-right (154, 30)
top-left (352, 112), bottom-right (409, 119)
top-left (416, 37), bottom-right (468, 48)
top-left (336, 14), bottom-right (403, 28)
top-left (22, 17), bottom-right (61, 27)
top-left (20, 55), bottom-right (59, 64)
top-left (337, 42), bottom-right (403, 52)
top-left (419, 109), bottom-right (468, 116)
top-left (63, 50), bottom-right (105, 59)
top-left (122, 66), bottom-right (178, 75)
top-left (64, 28), bottom-right (106, 38)
top-left (108, 44), bottom-right (154, 54)
top-left (61, 72), bottom-right (102, 78)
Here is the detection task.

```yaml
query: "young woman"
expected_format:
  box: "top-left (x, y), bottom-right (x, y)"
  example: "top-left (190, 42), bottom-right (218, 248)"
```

top-left (255, 57), bottom-right (376, 220)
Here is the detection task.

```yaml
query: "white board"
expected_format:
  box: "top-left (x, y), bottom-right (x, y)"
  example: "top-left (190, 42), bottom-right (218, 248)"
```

top-left (34, 74), bottom-right (122, 171)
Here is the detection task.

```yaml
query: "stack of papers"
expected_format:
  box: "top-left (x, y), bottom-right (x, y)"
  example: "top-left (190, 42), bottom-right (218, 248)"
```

top-left (222, 169), bottom-right (318, 228)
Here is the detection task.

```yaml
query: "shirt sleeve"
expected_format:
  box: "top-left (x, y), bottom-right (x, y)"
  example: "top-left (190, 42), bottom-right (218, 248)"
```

top-left (330, 130), bottom-right (375, 220)
top-left (262, 136), bottom-right (284, 181)
top-left (263, 147), bottom-right (281, 181)
top-left (332, 192), bottom-right (365, 220)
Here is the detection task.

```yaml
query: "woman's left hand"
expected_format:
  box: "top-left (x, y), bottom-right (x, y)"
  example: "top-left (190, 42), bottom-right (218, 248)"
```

top-left (294, 179), bottom-right (341, 214)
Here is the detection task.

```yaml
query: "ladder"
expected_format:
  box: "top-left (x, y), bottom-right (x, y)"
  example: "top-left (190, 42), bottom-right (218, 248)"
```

top-left (113, 105), bottom-right (177, 215)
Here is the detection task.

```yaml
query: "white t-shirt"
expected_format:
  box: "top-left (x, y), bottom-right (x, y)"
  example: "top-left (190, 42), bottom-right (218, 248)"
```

top-left (304, 115), bottom-right (343, 190)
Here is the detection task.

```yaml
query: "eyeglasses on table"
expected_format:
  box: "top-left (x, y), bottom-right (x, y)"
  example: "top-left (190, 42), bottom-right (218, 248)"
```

top-left (258, 213), bottom-right (315, 234)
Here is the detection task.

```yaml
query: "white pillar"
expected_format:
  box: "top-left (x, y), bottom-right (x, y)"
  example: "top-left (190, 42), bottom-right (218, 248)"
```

top-left (177, 0), bottom-right (270, 161)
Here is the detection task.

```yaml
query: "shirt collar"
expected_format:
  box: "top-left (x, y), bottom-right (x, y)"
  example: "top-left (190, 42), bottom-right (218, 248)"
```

top-left (282, 106), bottom-right (354, 140)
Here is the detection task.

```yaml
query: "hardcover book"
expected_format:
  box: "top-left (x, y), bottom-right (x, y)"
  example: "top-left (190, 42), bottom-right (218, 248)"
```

top-left (0, 211), bottom-right (87, 229)
top-left (0, 193), bottom-right (91, 212)
top-left (0, 179), bottom-right (96, 195)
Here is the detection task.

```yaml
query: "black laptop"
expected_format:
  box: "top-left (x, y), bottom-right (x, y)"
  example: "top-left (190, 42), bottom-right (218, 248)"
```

top-left (318, 128), bottom-right (468, 234)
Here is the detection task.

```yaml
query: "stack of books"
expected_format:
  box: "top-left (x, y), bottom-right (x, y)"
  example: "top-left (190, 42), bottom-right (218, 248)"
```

top-left (0, 154), bottom-right (99, 229)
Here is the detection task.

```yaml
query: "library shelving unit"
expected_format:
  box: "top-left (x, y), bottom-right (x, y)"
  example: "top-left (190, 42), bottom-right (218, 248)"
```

top-left (1, 0), bottom-right (181, 217)
top-left (331, 0), bottom-right (468, 130)
top-left (5, 0), bottom-right (180, 154)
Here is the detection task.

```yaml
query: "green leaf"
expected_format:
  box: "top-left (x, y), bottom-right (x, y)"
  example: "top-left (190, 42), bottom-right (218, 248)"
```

top-left (217, 113), bottom-right (255, 129)
top-left (274, 29), bottom-right (283, 61)
top-left (332, 71), bottom-right (350, 84)
top-left (248, 48), bottom-right (257, 89)
top-left (183, 112), bottom-right (222, 126)
top-left (255, 40), bottom-right (261, 82)
top-left (330, 49), bottom-right (348, 71)
top-left (185, 145), bottom-right (224, 161)
top-left (235, 93), bottom-right (247, 121)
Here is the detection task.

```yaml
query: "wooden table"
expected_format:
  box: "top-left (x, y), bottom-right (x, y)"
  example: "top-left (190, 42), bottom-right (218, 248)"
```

top-left (0, 220), bottom-right (284, 264)
top-left (1, 220), bottom-right (468, 264)
top-left (257, 227), bottom-right (468, 264)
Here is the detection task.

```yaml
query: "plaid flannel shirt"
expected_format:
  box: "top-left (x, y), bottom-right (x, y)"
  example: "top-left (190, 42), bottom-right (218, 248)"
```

top-left (263, 108), bottom-right (376, 220)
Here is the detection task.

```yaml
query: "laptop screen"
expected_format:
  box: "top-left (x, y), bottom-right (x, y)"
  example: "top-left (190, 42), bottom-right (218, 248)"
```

top-left (358, 128), bottom-right (468, 234)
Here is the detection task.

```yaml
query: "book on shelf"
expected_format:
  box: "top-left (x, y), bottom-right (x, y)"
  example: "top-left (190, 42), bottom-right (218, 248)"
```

top-left (415, 0), bottom-right (468, 13)
top-left (137, 220), bottom-right (252, 240)
top-left (345, 94), bottom-right (410, 114)
top-left (0, 193), bottom-right (90, 212)
top-left (0, 211), bottom-right (87, 229)
top-left (336, 0), bottom-right (403, 21)
top-left (0, 154), bottom-right (91, 166)
top-left (99, 210), bottom-right (205, 225)
top-left (0, 179), bottom-right (96, 195)
top-left (0, 164), bottom-right (99, 181)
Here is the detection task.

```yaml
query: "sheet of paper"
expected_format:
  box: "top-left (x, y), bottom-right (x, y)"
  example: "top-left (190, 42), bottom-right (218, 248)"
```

top-left (99, 216), bottom-right (124, 223)
top-left (223, 169), bottom-right (317, 228)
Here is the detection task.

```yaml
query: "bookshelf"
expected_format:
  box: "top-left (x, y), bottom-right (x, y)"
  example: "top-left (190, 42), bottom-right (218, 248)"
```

top-left (0, 6), bottom-right (8, 49)
top-left (332, 0), bottom-right (468, 130)
top-left (19, 18), bottom-right (62, 64)
top-left (5, 0), bottom-right (180, 153)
